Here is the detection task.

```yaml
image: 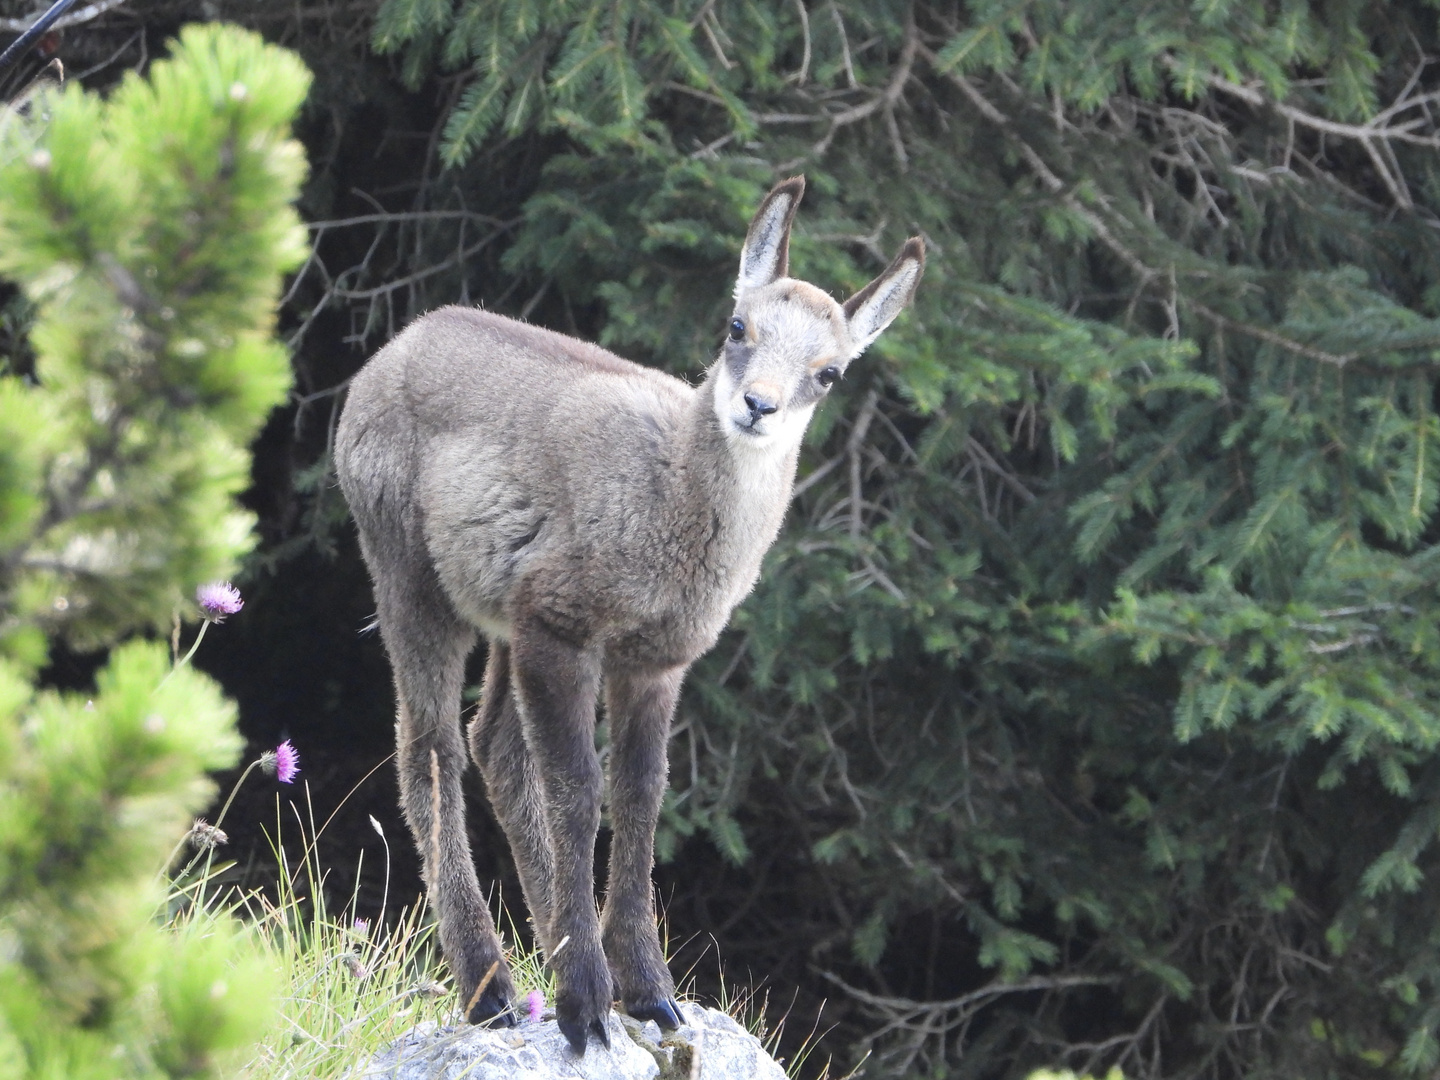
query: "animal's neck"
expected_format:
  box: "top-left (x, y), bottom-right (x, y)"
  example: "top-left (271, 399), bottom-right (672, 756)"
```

top-left (668, 367), bottom-right (800, 561)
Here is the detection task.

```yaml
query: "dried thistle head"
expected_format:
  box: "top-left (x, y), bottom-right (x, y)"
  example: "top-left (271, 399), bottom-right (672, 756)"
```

top-left (188, 818), bottom-right (229, 850)
top-left (339, 951), bottom-right (369, 980)
top-left (403, 981), bottom-right (447, 1002)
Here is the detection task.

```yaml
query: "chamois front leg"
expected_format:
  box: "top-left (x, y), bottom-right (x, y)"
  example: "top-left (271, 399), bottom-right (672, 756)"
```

top-left (509, 616), bottom-right (612, 1054)
top-left (375, 570), bottom-right (517, 1027)
top-left (601, 662), bottom-right (685, 1030)
top-left (468, 640), bottom-right (558, 953)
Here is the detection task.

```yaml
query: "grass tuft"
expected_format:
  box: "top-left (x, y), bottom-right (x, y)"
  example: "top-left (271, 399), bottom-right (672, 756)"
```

top-left (168, 776), bottom-right (551, 1079)
top-left (166, 769), bottom-right (828, 1078)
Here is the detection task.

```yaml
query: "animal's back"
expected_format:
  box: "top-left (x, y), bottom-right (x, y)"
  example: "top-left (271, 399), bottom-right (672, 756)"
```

top-left (336, 306), bottom-right (695, 634)
top-left (343, 306), bottom-right (683, 433)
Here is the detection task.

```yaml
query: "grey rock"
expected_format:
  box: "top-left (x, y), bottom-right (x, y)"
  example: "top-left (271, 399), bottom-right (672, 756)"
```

top-left (357, 1003), bottom-right (787, 1080)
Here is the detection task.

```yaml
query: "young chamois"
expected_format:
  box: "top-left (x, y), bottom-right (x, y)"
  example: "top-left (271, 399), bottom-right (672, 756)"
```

top-left (335, 177), bottom-right (923, 1054)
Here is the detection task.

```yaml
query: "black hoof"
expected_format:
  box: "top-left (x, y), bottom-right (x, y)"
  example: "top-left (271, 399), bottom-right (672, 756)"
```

top-left (465, 991), bottom-right (516, 1028)
top-left (625, 998), bottom-right (683, 1030)
top-left (557, 1011), bottom-right (612, 1055)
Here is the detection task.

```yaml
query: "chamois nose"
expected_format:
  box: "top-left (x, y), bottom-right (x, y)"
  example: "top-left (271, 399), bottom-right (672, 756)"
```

top-left (743, 391), bottom-right (779, 420)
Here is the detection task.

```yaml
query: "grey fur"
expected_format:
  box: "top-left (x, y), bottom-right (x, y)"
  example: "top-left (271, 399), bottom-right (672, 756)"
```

top-left (334, 176), bottom-right (923, 1055)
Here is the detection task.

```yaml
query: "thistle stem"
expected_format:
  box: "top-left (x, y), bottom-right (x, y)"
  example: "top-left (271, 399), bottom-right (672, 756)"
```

top-left (175, 619), bottom-right (211, 670)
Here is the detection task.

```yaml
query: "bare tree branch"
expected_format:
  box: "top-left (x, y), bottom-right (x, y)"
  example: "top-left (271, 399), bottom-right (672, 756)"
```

top-left (1, 0), bottom-right (127, 33)
top-left (812, 18), bottom-right (918, 161)
top-left (1208, 70), bottom-right (1440, 150)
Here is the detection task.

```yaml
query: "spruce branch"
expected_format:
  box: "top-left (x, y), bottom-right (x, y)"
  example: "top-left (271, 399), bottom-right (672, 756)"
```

top-left (934, 61), bottom-right (1435, 369)
top-left (1185, 300), bottom-right (1359, 367)
top-left (828, 0), bottom-right (858, 90)
top-left (848, 388), bottom-right (879, 545)
top-left (789, 0), bottom-right (810, 86)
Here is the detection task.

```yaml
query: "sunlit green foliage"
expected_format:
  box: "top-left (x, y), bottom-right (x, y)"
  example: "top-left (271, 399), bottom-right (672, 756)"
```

top-left (0, 24), bottom-right (310, 1078)
top-left (0, 21), bottom-right (308, 654)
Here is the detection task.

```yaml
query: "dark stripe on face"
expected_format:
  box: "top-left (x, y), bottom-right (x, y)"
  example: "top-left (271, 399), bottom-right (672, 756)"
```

top-left (791, 375), bottom-right (830, 408)
top-left (724, 340), bottom-right (752, 382)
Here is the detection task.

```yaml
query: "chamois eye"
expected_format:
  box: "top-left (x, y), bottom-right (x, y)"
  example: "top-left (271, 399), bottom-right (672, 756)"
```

top-left (817, 365), bottom-right (841, 388)
top-left (728, 317), bottom-right (746, 342)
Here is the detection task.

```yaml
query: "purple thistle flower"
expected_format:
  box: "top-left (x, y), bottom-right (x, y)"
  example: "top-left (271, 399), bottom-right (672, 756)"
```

top-left (261, 740), bottom-right (300, 783)
top-left (196, 581), bottom-right (244, 622)
top-left (274, 740), bottom-right (299, 783)
top-left (526, 989), bottom-right (545, 1023)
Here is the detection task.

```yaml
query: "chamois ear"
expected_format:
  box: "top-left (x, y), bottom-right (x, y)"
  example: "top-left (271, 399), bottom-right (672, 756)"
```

top-left (735, 176), bottom-right (806, 297)
top-left (843, 236), bottom-right (925, 353)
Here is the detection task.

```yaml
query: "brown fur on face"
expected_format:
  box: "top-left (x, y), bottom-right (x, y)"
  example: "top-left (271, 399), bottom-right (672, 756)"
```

top-left (334, 176), bottom-right (923, 1055)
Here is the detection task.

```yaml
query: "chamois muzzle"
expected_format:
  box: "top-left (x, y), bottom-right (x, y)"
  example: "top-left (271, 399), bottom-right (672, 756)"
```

top-left (743, 390), bottom-right (779, 425)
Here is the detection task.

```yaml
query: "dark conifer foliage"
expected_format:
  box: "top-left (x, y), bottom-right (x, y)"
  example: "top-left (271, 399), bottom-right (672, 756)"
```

top-left (5, 1), bottom-right (1440, 1076)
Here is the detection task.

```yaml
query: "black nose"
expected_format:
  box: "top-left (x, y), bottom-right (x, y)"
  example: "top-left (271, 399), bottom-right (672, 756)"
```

top-left (744, 392), bottom-right (778, 419)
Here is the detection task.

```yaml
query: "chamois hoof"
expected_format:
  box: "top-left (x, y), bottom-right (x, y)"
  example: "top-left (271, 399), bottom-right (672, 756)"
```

top-left (557, 1008), bottom-right (612, 1056)
top-left (624, 997), bottom-right (683, 1030)
top-left (464, 990), bottom-right (517, 1028)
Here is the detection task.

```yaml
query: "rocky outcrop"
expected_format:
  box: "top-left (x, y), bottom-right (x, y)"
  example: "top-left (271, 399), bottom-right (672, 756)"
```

top-left (358, 1002), bottom-right (787, 1080)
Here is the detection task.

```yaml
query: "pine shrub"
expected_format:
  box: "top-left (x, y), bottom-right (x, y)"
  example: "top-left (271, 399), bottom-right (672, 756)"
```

top-left (0, 24), bottom-right (310, 1079)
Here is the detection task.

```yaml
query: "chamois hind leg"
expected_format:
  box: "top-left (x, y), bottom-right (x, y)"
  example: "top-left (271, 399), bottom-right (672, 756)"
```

top-left (467, 640), bottom-right (558, 954)
top-left (373, 566), bottom-right (516, 1027)
top-left (508, 616), bottom-right (611, 1055)
top-left (601, 662), bottom-right (685, 1030)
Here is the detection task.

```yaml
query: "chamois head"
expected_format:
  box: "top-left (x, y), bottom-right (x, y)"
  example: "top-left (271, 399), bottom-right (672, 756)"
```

top-left (714, 175), bottom-right (925, 450)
